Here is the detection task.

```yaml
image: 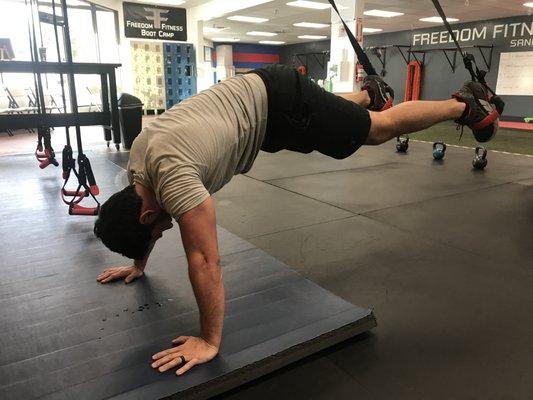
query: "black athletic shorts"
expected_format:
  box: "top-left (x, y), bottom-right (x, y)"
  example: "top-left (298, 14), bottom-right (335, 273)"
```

top-left (251, 64), bottom-right (371, 160)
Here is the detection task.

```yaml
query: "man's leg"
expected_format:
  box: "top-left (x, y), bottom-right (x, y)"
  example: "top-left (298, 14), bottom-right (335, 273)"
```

top-left (365, 99), bottom-right (466, 145)
top-left (256, 64), bottom-right (498, 160)
top-left (339, 76), bottom-right (394, 111)
top-left (338, 91), bottom-right (371, 108)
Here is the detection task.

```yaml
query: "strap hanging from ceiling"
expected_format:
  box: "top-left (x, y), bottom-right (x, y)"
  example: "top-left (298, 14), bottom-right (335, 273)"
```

top-left (430, 1), bottom-right (492, 94)
top-left (55, 0), bottom-right (101, 215)
top-left (430, 0), bottom-right (504, 114)
top-left (327, 0), bottom-right (377, 76)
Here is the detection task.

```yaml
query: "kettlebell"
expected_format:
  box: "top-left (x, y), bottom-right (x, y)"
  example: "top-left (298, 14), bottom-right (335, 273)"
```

top-left (472, 146), bottom-right (488, 170)
top-left (432, 141), bottom-right (446, 160)
top-left (396, 135), bottom-right (409, 153)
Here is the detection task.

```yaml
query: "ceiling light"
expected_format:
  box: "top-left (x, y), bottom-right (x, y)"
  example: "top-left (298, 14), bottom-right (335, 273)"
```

top-left (260, 40), bottom-right (286, 45)
top-left (227, 15), bottom-right (269, 23)
top-left (135, 0), bottom-right (185, 5)
top-left (212, 37), bottom-right (240, 42)
top-left (247, 31), bottom-right (278, 37)
top-left (287, 1), bottom-right (330, 10)
top-left (363, 27), bottom-right (383, 33)
top-left (293, 22), bottom-right (329, 29)
top-left (419, 16), bottom-right (459, 23)
top-left (203, 26), bottom-right (229, 33)
top-left (364, 9), bottom-right (404, 18)
top-left (298, 35), bottom-right (328, 40)
top-left (523, 2), bottom-right (533, 6)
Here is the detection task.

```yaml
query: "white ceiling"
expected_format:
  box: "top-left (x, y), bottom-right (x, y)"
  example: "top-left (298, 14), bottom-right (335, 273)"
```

top-left (183, 0), bottom-right (214, 7)
top-left (192, 0), bottom-right (532, 45)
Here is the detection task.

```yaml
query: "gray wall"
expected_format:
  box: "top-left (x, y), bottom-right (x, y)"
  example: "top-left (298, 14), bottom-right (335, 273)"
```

top-left (279, 40), bottom-right (330, 80)
top-left (364, 15), bottom-right (533, 119)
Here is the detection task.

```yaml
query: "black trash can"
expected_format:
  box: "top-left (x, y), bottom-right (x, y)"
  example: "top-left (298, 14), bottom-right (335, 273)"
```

top-left (118, 93), bottom-right (143, 150)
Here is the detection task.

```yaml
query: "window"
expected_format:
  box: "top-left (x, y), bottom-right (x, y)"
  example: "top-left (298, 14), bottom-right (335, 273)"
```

top-left (96, 9), bottom-right (119, 63)
top-left (0, 0), bottom-right (31, 61)
top-left (69, 7), bottom-right (98, 62)
top-left (0, 0), bottom-right (119, 64)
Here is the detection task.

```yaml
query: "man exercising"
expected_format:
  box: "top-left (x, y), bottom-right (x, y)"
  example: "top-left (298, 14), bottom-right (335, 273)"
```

top-left (94, 64), bottom-right (499, 376)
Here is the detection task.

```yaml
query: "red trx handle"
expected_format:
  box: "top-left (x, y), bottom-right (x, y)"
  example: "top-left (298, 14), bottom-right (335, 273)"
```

top-left (38, 150), bottom-right (59, 169)
top-left (61, 187), bottom-right (87, 206)
top-left (69, 204), bottom-right (100, 216)
top-left (89, 185), bottom-right (100, 196)
top-left (39, 158), bottom-right (51, 169)
top-left (63, 189), bottom-right (87, 197)
top-left (62, 154), bottom-right (100, 216)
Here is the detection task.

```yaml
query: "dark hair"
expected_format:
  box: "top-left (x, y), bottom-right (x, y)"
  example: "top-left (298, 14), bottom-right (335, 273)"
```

top-left (94, 185), bottom-right (152, 260)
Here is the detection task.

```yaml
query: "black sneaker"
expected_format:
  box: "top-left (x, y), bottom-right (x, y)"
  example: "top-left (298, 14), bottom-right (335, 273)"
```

top-left (362, 75), bottom-right (394, 111)
top-left (452, 81), bottom-right (501, 142)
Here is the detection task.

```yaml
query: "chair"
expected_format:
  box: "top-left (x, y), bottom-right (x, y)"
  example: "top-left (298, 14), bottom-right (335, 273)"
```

top-left (26, 87), bottom-right (63, 113)
top-left (86, 86), bottom-right (102, 112)
top-left (5, 86), bottom-right (37, 113)
top-left (3, 86), bottom-right (35, 133)
top-left (0, 92), bottom-right (14, 136)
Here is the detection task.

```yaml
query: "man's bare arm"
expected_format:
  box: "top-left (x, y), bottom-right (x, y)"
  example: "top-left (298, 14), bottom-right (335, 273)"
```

top-left (179, 197), bottom-right (224, 348)
top-left (151, 197), bottom-right (223, 375)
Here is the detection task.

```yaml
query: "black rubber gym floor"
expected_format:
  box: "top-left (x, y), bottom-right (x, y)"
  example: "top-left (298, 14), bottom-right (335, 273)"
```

top-left (211, 140), bottom-right (533, 399)
top-left (1, 136), bottom-right (532, 399)
top-left (0, 154), bottom-right (375, 399)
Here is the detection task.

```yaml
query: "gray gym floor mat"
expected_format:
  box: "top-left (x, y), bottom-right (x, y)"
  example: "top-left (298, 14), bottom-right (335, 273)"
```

top-left (201, 142), bottom-right (533, 399)
top-left (367, 182), bottom-right (533, 268)
top-left (264, 161), bottom-right (502, 214)
top-left (0, 155), bottom-right (376, 400)
top-left (245, 148), bottom-right (393, 181)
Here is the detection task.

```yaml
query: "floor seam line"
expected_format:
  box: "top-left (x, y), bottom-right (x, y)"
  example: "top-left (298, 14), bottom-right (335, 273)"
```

top-left (248, 161), bottom-right (397, 182)
top-left (245, 215), bottom-right (358, 240)
top-left (359, 212), bottom-right (498, 260)
top-left (359, 181), bottom-right (510, 216)
top-left (243, 175), bottom-right (357, 215)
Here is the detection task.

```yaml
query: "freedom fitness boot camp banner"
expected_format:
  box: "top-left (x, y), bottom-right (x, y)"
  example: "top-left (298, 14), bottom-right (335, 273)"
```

top-left (123, 2), bottom-right (186, 41)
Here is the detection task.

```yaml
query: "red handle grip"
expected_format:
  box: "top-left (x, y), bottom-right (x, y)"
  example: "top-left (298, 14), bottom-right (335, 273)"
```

top-left (63, 189), bottom-right (87, 197)
top-left (61, 189), bottom-right (86, 206)
top-left (39, 159), bottom-right (51, 169)
top-left (69, 204), bottom-right (99, 216)
top-left (89, 185), bottom-right (100, 196)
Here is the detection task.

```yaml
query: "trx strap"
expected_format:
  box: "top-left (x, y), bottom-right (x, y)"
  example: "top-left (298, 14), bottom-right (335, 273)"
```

top-left (50, 0), bottom-right (71, 162)
top-left (327, 0), bottom-right (377, 76)
top-left (327, 0), bottom-right (394, 111)
top-left (25, 0), bottom-right (58, 169)
top-left (61, 153), bottom-right (100, 215)
top-left (430, 0), bottom-right (504, 116)
top-left (55, 0), bottom-right (100, 215)
top-left (35, 127), bottom-right (58, 169)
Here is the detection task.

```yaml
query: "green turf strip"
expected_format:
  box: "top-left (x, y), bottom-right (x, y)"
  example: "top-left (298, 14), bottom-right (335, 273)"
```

top-left (410, 122), bottom-right (533, 156)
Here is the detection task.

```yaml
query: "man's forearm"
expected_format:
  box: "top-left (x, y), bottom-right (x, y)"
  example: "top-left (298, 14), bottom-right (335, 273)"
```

top-left (188, 260), bottom-right (225, 349)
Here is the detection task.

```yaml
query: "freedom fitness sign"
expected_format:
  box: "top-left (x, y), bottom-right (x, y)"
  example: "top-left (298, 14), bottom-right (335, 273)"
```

top-left (123, 2), bottom-right (186, 41)
top-left (411, 16), bottom-right (532, 49)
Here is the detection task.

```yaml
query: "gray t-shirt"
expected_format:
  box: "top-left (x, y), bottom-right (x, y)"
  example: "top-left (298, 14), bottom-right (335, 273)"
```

top-left (127, 73), bottom-right (268, 219)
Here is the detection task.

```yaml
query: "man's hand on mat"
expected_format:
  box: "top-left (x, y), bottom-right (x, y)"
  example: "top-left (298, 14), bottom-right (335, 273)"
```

top-left (96, 266), bottom-right (144, 284)
top-left (151, 336), bottom-right (218, 375)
